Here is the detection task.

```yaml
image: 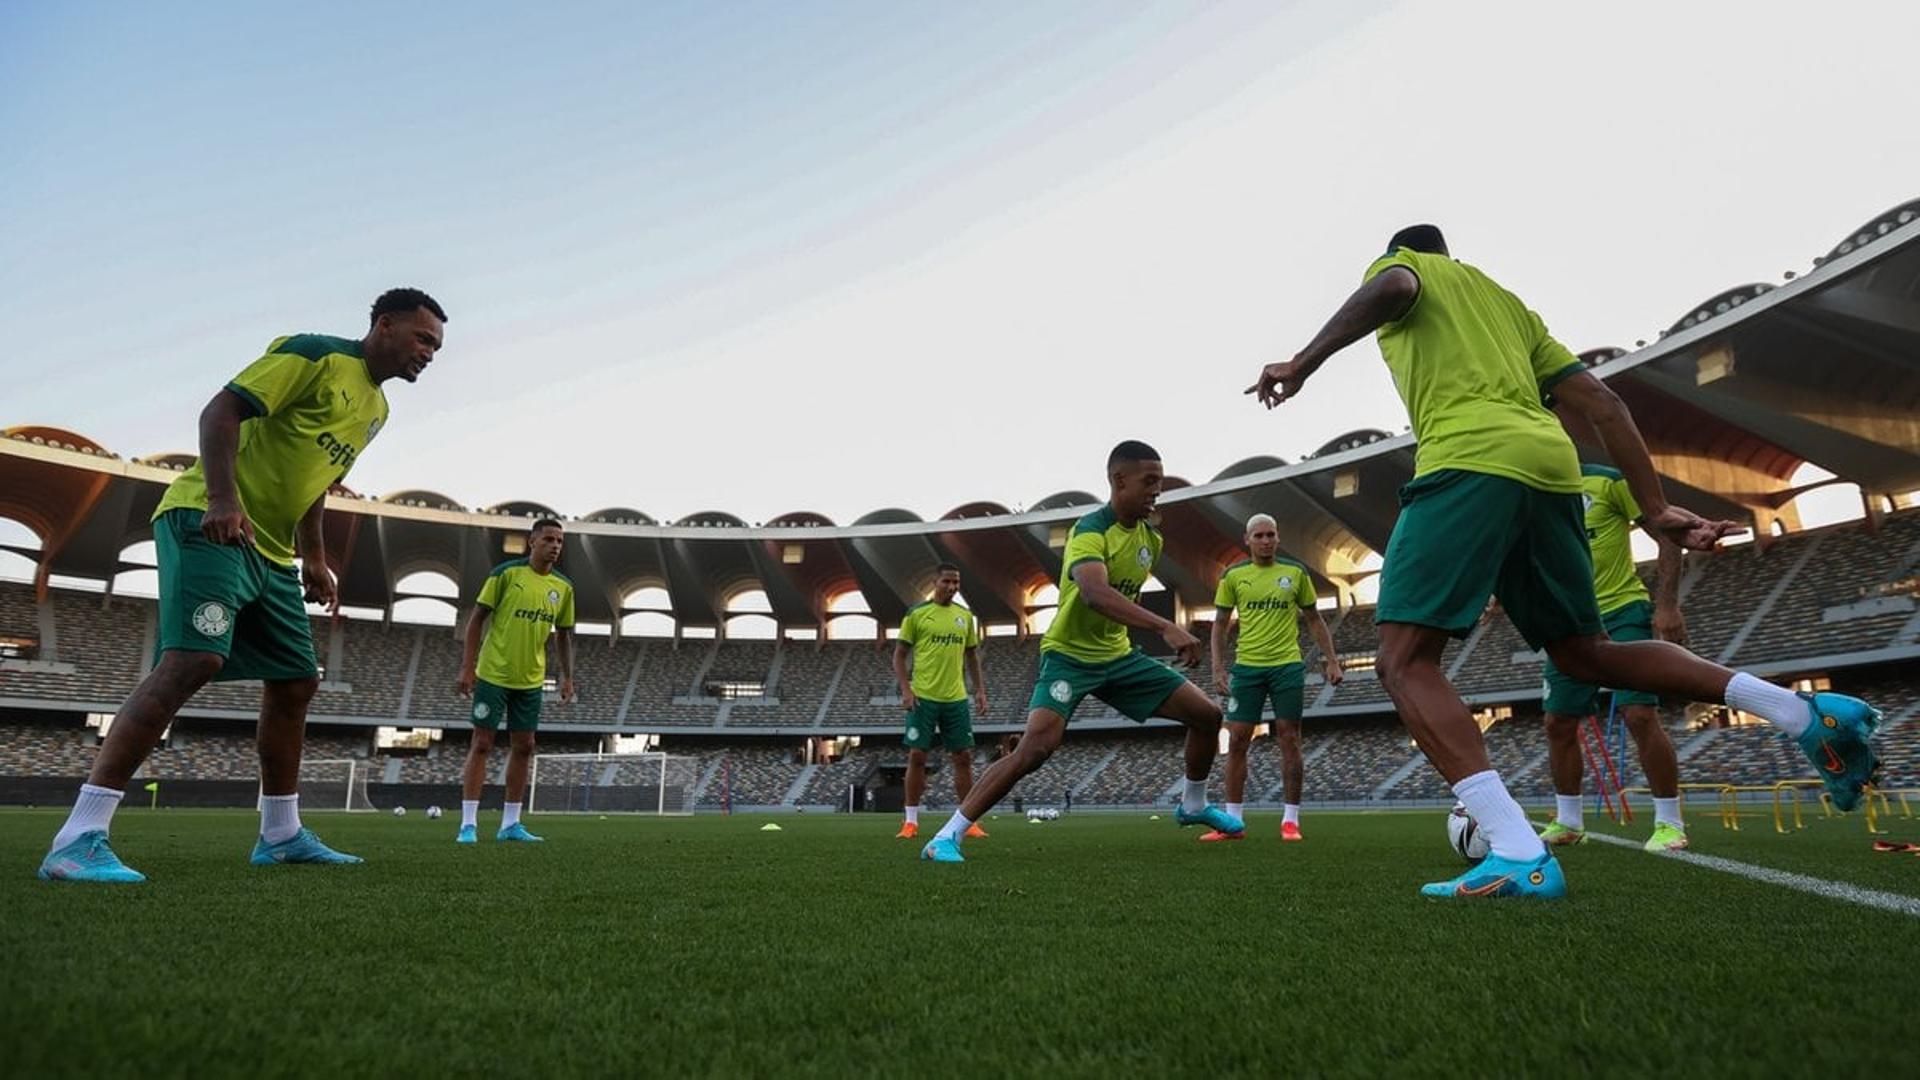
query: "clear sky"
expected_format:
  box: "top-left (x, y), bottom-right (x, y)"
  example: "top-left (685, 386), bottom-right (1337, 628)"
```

top-left (4, 0), bottom-right (1916, 525)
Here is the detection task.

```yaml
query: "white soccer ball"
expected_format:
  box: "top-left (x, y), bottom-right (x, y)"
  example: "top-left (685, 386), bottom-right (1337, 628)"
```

top-left (392, 806), bottom-right (407, 817)
top-left (425, 805), bottom-right (443, 820)
top-left (1447, 802), bottom-right (1489, 862)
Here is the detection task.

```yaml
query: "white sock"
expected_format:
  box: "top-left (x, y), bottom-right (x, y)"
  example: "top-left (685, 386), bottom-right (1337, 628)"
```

top-left (1653, 797), bottom-right (1684, 828)
top-left (52, 783), bottom-right (123, 851)
top-left (1225, 802), bottom-right (1244, 820)
top-left (1283, 803), bottom-right (1300, 826)
top-left (1452, 770), bottom-right (1546, 861)
top-left (1724, 672), bottom-right (1811, 738)
top-left (1555, 794), bottom-right (1585, 831)
top-left (502, 802), bottom-right (523, 828)
top-left (904, 805), bottom-right (920, 825)
top-left (461, 800), bottom-right (479, 828)
top-left (260, 793), bottom-right (302, 844)
top-left (935, 811), bottom-right (972, 842)
top-left (1181, 778), bottom-right (1208, 815)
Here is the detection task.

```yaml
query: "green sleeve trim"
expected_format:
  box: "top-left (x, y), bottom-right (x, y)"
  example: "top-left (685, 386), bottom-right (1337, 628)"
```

top-left (272, 333), bottom-right (362, 361)
top-left (1065, 555), bottom-right (1103, 574)
top-left (1579, 463), bottom-right (1623, 480)
top-left (1539, 361), bottom-right (1585, 393)
top-left (224, 383), bottom-right (268, 419)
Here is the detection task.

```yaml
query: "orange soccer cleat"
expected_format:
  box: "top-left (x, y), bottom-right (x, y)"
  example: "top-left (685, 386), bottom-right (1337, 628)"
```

top-left (1281, 822), bottom-right (1304, 842)
top-left (895, 821), bottom-right (919, 839)
top-left (964, 823), bottom-right (990, 839)
top-left (1197, 829), bottom-right (1244, 842)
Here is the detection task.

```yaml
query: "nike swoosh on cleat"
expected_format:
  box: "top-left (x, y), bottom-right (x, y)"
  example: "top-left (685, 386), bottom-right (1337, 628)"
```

top-left (1456, 874), bottom-right (1514, 898)
top-left (1821, 743), bottom-right (1845, 774)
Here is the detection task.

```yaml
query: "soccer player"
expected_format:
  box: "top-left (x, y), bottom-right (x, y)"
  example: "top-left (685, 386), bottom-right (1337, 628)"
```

top-left (1249, 224), bottom-right (1880, 899)
top-left (38, 289), bottom-right (448, 883)
top-left (921, 440), bottom-right (1242, 863)
top-left (455, 518), bottom-right (576, 843)
top-left (1539, 465), bottom-right (1692, 853)
top-left (892, 563), bottom-right (990, 840)
top-left (1205, 513), bottom-right (1343, 842)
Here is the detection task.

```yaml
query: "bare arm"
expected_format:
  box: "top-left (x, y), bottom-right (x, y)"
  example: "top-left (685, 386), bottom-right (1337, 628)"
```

top-left (891, 641), bottom-right (916, 710)
top-left (1647, 530), bottom-right (1688, 646)
top-left (1210, 607), bottom-right (1233, 694)
top-left (1248, 267), bottom-right (1420, 407)
top-left (966, 646), bottom-right (987, 711)
top-left (1551, 371), bottom-right (1742, 551)
top-left (555, 628), bottom-right (575, 703)
top-left (1303, 608), bottom-right (1343, 684)
top-left (457, 605), bottom-right (491, 695)
top-left (197, 390), bottom-right (255, 546)
top-left (295, 496), bottom-right (337, 611)
top-left (1073, 562), bottom-right (1202, 666)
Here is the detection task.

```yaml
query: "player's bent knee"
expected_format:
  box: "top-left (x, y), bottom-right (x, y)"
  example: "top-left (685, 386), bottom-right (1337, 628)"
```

top-left (157, 649), bottom-right (225, 694)
top-left (1543, 713), bottom-right (1580, 741)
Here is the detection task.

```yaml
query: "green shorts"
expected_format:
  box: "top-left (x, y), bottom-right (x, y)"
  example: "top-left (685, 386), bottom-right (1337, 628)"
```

top-left (1375, 469), bottom-right (1602, 650)
top-left (1226, 662), bottom-right (1306, 724)
top-left (903, 698), bottom-right (974, 752)
top-left (471, 679), bottom-right (544, 732)
top-left (1542, 600), bottom-right (1659, 715)
top-left (153, 509), bottom-right (318, 683)
top-left (1027, 649), bottom-right (1190, 723)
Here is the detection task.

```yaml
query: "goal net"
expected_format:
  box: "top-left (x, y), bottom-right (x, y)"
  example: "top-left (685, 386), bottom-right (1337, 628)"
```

top-left (300, 758), bottom-right (378, 812)
top-left (529, 751), bottom-right (698, 815)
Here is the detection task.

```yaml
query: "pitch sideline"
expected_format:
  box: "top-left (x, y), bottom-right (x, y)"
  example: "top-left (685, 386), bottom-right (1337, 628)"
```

top-left (1584, 831), bottom-right (1920, 919)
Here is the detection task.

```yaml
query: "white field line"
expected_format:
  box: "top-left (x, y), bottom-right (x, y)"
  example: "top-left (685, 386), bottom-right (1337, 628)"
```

top-left (1584, 831), bottom-right (1920, 919)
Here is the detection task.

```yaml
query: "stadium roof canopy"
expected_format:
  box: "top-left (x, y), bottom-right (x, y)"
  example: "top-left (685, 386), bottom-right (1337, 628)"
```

top-left (6, 198), bottom-right (1919, 633)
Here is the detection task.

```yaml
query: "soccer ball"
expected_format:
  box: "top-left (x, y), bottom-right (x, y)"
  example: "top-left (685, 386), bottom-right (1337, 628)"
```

top-left (392, 806), bottom-right (407, 817)
top-left (1446, 802), bottom-right (1489, 862)
top-left (425, 805), bottom-right (443, 820)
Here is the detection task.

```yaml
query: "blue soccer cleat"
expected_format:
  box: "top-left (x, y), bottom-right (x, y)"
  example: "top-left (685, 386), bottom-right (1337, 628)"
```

top-left (496, 822), bottom-right (543, 843)
top-left (456, 824), bottom-right (477, 845)
top-left (1794, 692), bottom-right (1882, 812)
top-left (37, 831), bottom-right (145, 884)
top-left (250, 827), bottom-right (364, 866)
top-left (1420, 851), bottom-right (1566, 900)
top-left (1174, 803), bottom-right (1245, 836)
top-left (920, 836), bottom-right (965, 863)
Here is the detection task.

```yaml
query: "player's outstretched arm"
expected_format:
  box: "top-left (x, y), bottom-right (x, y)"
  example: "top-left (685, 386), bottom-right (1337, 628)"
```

top-left (197, 389), bottom-right (255, 547)
top-left (1248, 267), bottom-right (1419, 407)
top-left (1550, 370), bottom-right (1743, 551)
top-left (1072, 562), bottom-right (1202, 666)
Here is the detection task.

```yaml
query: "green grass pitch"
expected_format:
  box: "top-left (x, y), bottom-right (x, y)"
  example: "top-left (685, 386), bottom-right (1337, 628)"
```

top-left (6, 807), bottom-right (1918, 1077)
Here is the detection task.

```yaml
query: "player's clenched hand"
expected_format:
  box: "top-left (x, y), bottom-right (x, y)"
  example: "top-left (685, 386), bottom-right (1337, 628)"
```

top-left (559, 676), bottom-right (576, 704)
top-left (1654, 606), bottom-right (1689, 648)
top-left (1323, 658), bottom-right (1345, 686)
top-left (900, 689), bottom-right (918, 712)
top-left (1245, 354), bottom-right (1312, 409)
top-left (202, 497), bottom-right (255, 547)
top-left (1212, 667), bottom-right (1230, 696)
top-left (974, 690), bottom-right (990, 715)
top-left (1645, 505), bottom-right (1743, 552)
top-left (301, 560), bottom-right (338, 613)
top-left (456, 669), bottom-right (475, 697)
top-left (1161, 623), bottom-right (1202, 668)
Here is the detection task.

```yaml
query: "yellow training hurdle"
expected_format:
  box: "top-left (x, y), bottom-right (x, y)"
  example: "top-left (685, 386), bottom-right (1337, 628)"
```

top-left (1620, 781), bottom-right (1896, 834)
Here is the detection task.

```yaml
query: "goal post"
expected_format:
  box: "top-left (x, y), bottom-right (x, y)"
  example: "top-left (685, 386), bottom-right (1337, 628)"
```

top-left (529, 751), bottom-right (698, 815)
top-left (295, 758), bottom-right (378, 812)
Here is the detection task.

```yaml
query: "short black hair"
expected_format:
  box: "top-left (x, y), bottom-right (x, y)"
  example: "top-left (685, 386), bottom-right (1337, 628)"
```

top-left (934, 562), bottom-right (961, 576)
top-left (1107, 440), bottom-right (1161, 469)
top-left (530, 517), bottom-right (563, 536)
top-left (370, 287), bottom-right (447, 327)
top-left (1386, 224), bottom-right (1447, 256)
